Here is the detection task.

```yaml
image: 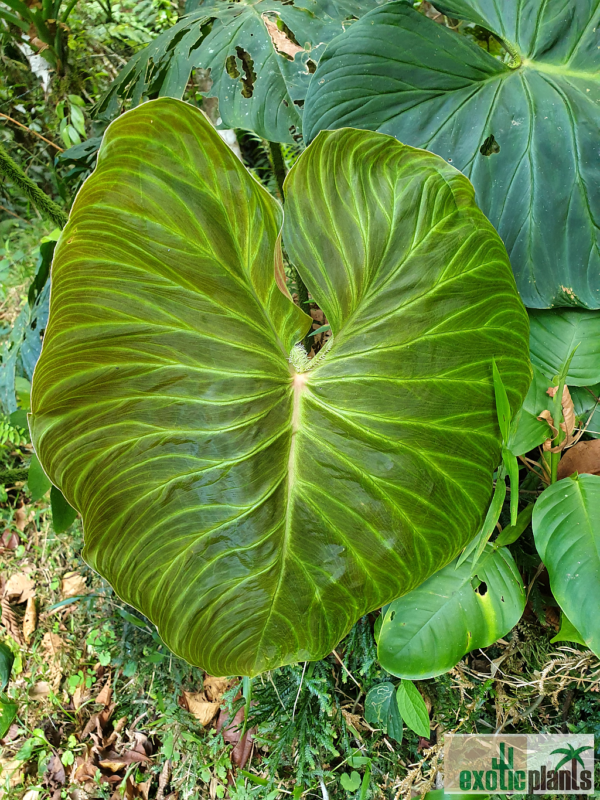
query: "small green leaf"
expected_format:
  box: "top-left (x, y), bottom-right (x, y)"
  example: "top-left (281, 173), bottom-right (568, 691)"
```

top-left (340, 772), bottom-right (361, 793)
top-left (28, 453), bottom-right (51, 501)
top-left (396, 680), bottom-right (429, 738)
top-left (551, 613), bottom-right (586, 647)
top-left (0, 698), bottom-right (17, 739)
top-left (51, 486), bottom-right (77, 533)
top-left (501, 448), bottom-right (519, 526)
top-left (492, 359), bottom-right (511, 442)
top-left (386, 694), bottom-right (403, 744)
top-left (70, 104), bottom-right (86, 138)
top-left (494, 504), bottom-right (534, 548)
top-left (68, 94), bottom-right (86, 107)
top-left (364, 682), bottom-right (394, 730)
top-left (0, 642), bottom-right (14, 690)
top-left (308, 324), bottom-right (330, 337)
top-left (373, 614), bottom-right (382, 644)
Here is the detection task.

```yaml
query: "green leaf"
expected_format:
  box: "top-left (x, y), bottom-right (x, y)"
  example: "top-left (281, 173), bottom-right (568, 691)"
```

top-left (396, 680), bottom-right (429, 738)
top-left (30, 98), bottom-right (530, 677)
top-left (364, 682), bottom-right (393, 729)
top-left (533, 474), bottom-right (600, 657)
top-left (379, 546), bottom-right (525, 679)
top-left (70, 104), bottom-right (86, 138)
top-left (51, 486), bottom-right (77, 533)
top-left (571, 385), bottom-right (600, 439)
top-left (492, 359), bottom-right (511, 442)
top-left (0, 642), bottom-right (14, 690)
top-left (0, 698), bottom-right (17, 739)
top-left (386, 693), bottom-right (403, 744)
top-left (507, 365), bottom-right (553, 456)
top-left (551, 613), bottom-right (587, 647)
top-left (424, 793), bottom-right (490, 800)
top-left (303, 0), bottom-right (600, 309)
top-left (457, 475), bottom-right (507, 569)
top-left (529, 309), bottom-right (600, 386)
top-left (28, 453), bottom-right (51, 501)
top-left (97, 0), bottom-right (384, 142)
top-left (340, 772), bottom-right (361, 793)
top-left (494, 503), bottom-right (534, 548)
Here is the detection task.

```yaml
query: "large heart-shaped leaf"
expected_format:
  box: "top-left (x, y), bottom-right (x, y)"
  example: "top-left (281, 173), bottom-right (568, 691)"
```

top-left (30, 98), bottom-right (530, 676)
top-left (533, 473), bottom-right (600, 657)
top-left (378, 545), bottom-right (525, 679)
top-left (303, 0), bottom-right (600, 308)
top-left (98, 0), bottom-right (384, 142)
top-left (529, 309), bottom-right (600, 386)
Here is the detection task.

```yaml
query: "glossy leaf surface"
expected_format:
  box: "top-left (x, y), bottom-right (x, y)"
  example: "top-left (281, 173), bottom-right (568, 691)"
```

top-left (30, 99), bottom-right (530, 676)
top-left (303, 0), bottom-right (600, 308)
top-left (378, 545), bottom-right (525, 679)
top-left (98, 0), bottom-right (384, 142)
top-left (533, 474), bottom-right (600, 657)
top-left (529, 309), bottom-right (600, 386)
top-left (396, 680), bottom-right (429, 738)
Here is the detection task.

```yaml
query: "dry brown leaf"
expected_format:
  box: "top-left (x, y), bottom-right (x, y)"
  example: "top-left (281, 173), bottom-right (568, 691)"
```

top-left (0, 531), bottom-right (19, 551)
top-left (204, 676), bottom-right (229, 702)
top-left (557, 439), bottom-right (600, 480)
top-left (61, 571), bottom-right (88, 599)
top-left (42, 632), bottom-right (65, 690)
top-left (4, 572), bottom-right (35, 603)
top-left (99, 760), bottom-right (128, 773)
top-left (45, 753), bottom-right (66, 787)
top-left (341, 708), bottom-right (366, 733)
top-left (95, 682), bottom-right (112, 706)
top-left (14, 507), bottom-right (27, 532)
top-left (547, 385), bottom-right (576, 437)
top-left (183, 692), bottom-right (220, 726)
top-left (73, 680), bottom-right (90, 710)
top-left (29, 680), bottom-right (51, 699)
top-left (262, 16), bottom-right (303, 59)
top-left (216, 700), bottom-right (255, 769)
top-left (1, 597), bottom-right (23, 644)
top-left (23, 596), bottom-right (37, 643)
top-left (22, 791), bottom-right (40, 800)
top-left (156, 759), bottom-right (171, 800)
top-left (0, 759), bottom-right (22, 797)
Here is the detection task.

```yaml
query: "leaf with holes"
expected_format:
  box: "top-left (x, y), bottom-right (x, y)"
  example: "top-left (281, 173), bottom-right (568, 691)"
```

top-left (378, 545), bottom-right (525, 679)
top-left (304, 0), bottom-right (600, 308)
top-left (533, 474), bottom-right (600, 657)
top-left (30, 98), bottom-right (530, 676)
top-left (97, 0), bottom-right (385, 142)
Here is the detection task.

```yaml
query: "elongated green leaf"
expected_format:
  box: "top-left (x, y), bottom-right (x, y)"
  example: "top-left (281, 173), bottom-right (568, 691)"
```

top-left (507, 365), bottom-right (553, 456)
top-left (529, 309), bottom-right (600, 386)
top-left (533, 474), bottom-right (600, 657)
top-left (494, 503), bottom-right (533, 548)
top-left (51, 485), bottom-right (77, 533)
top-left (30, 99), bottom-right (530, 676)
top-left (0, 643), bottom-right (14, 691)
top-left (98, 0), bottom-right (384, 142)
top-left (457, 475), bottom-right (506, 569)
top-left (492, 360), bottom-right (511, 442)
top-left (28, 452), bottom-right (51, 501)
top-left (303, 0), bottom-right (600, 308)
top-left (0, 699), bottom-right (17, 739)
top-left (379, 546), bottom-right (525, 679)
top-left (396, 680), bottom-right (429, 738)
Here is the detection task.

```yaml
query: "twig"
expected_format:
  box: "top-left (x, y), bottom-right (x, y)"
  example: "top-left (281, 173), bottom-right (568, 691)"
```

top-left (0, 112), bottom-right (64, 152)
top-left (332, 649), bottom-right (362, 690)
top-left (0, 143), bottom-right (68, 227)
top-left (0, 204), bottom-right (28, 222)
top-left (292, 660), bottom-right (307, 720)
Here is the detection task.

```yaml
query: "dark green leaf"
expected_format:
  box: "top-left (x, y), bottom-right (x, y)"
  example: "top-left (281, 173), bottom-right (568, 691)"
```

top-left (50, 485), bottom-right (77, 533)
top-left (364, 682), bottom-right (394, 730)
top-left (396, 680), bottom-right (429, 738)
top-left (386, 694), bottom-right (403, 744)
top-left (492, 359), bottom-right (511, 442)
top-left (30, 99), bottom-right (530, 676)
top-left (0, 698), bottom-right (17, 739)
top-left (533, 474), bottom-right (600, 657)
top-left (0, 642), bottom-right (14, 691)
top-left (494, 503), bottom-right (534, 548)
top-left (28, 453), bottom-right (51, 501)
top-left (379, 546), bottom-right (525, 679)
top-left (529, 309), bottom-right (600, 386)
top-left (304, 0), bottom-right (600, 308)
top-left (550, 613), bottom-right (586, 647)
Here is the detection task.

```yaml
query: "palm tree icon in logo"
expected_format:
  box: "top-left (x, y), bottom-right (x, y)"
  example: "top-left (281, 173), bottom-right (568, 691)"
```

top-left (551, 743), bottom-right (593, 775)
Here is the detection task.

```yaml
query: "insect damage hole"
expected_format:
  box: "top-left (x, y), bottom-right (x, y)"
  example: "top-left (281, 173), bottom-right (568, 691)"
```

top-left (471, 576), bottom-right (488, 596)
top-left (480, 134), bottom-right (500, 156)
top-left (233, 46), bottom-right (256, 98)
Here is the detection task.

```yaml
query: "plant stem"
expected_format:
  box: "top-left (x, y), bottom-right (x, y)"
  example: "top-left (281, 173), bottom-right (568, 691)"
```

top-left (0, 144), bottom-right (68, 228)
top-left (269, 140), bottom-right (287, 201)
top-left (502, 38), bottom-right (522, 69)
top-left (550, 450), bottom-right (560, 484)
top-left (268, 141), bottom-right (312, 345)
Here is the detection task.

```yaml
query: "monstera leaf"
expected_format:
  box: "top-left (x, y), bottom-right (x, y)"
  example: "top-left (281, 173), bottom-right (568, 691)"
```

top-left (97, 0), bottom-right (383, 142)
top-left (30, 98), bottom-right (530, 676)
top-left (303, 0), bottom-right (600, 309)
top-left (533, 474), bottom-right (600, 657)
top-left (378, 545), bottom-right (525, 679)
